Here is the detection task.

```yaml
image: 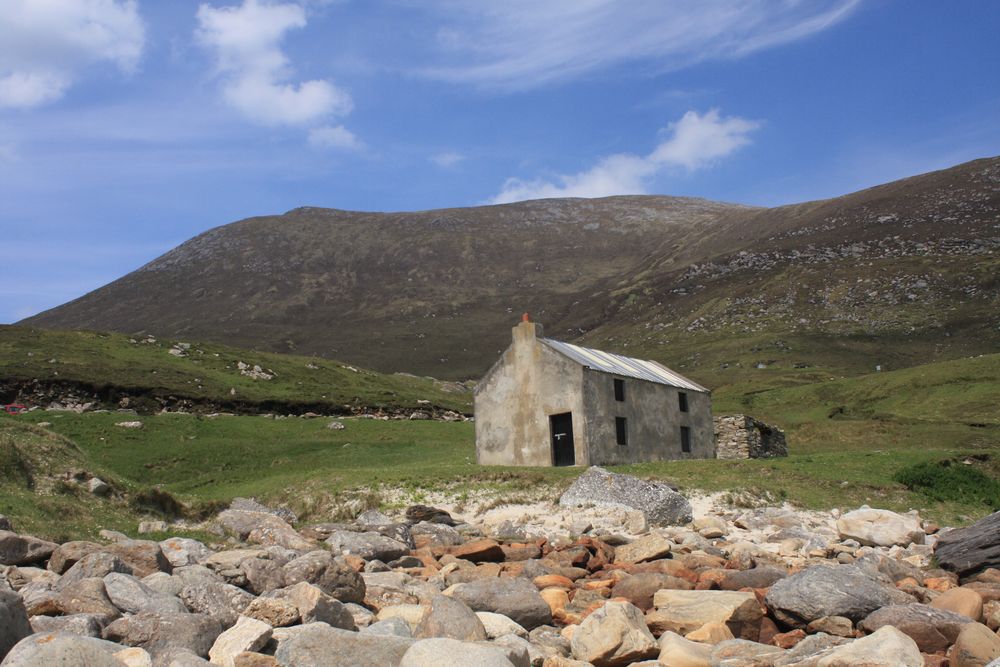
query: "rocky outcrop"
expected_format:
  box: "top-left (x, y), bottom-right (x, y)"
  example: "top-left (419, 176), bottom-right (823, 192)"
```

top-left (714, 415), bottom-right (788, 459)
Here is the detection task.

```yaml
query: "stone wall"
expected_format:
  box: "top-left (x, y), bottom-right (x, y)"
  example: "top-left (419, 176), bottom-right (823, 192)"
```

top-left (714, 415), bottom-right (788, 459)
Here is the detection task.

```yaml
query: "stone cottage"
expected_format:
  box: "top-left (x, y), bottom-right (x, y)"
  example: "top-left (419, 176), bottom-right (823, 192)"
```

top-left (474, 316), bottom-right (714, 467)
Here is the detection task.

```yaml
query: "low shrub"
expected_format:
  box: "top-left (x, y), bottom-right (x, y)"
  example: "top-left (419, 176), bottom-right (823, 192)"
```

top-left (894, 459), bottom-right (1000, 509)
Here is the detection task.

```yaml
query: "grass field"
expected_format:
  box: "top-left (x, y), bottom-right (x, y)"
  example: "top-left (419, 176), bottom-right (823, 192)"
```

top-left (2, 350), bottom-right (998, 540)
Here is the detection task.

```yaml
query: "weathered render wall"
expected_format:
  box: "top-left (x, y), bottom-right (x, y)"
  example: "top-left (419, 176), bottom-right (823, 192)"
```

top-left (583, 371), bottom-right (715, 465)
top-left (474, 322), bottom-right (588, 466)
top-left (714, 415), bottom-right (788, 459)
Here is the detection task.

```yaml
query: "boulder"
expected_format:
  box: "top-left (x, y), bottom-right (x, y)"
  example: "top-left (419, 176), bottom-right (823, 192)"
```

top-left (404, 505), bottom-right (455, 526)
top-left (29, 613), bottom-right (104, 637)
top-left (240, 558), bottom-right (286, 595)
top-left (950, 622), bottom-right (1000, 667)
top-left (937, 512), bottom-right (1000, 578)
top-left (0, 531), bottom-right (58, 566)
top-left (718, 567), bottom-right (786, 591)
top-left (159, 538), bottom-right (213, 568)
top-left (477, 612), bottom-right (528, 639)
top-left (247, 518), bottom-right (314, 552)
top-left (613, 534), bottom-right (673, 564)
top-left (0, 588), bottom-right (32, 660)
top-left (179, 579), bottom-right (255, 628)
top-left (558, 467), bottom-right (692, 527)
top-left (102, 611), bottom-right (222, 658)
top-left (104, 572), bottom-right (187, 615)
top-left (410, 522), bottom-right (463, 548)
top-left (657, 631), bottom-right (712, 667)
top-left (859, 603), bottom-right (972, 653)
top-left (815, 625), bottom-right (923, 666)
top-left (414, 594), bottom-right (486, 641)
top-left (1, 633), bottom-right (126, 667)
top-left (282, 551), bottom-right (365, 604)
top-left (449, 577), bottom-right (552, 630)
top-left (708, 639), bottom-right (784, 665)
top-left (265, 581), bottom-right (356, 629)
top-left (273, 622), bottom-right (415, 667)
top-left (399, 638), bottom-right (525, 667)
top-left (106, 540), bottom-right (173, 578)
top-left (326, 531), bottom-right (410, 562)
top-left (647, 590), bottom-right (762, 641)
top-left (48, 541), bottom-right (102, 574)
top-left (836, 507), bottom-right (924, 547)
top-left (209, 616), bottom-right (273, 667)
top-left (57, 577), bottom-right (120, 620)
top-left (764, 564), bottom-right (904, 626)
top-left (243, 597), bottom-right (301, 628)
top-left (58, 552), bottom-right (133, 589)
top-left (611, 573), bottom-right (693, 611)
top-left (450, 539), bottom-right (505, 563)
top-left (931, 587), bottom-right (985, 621)
top-left (363, 617), bottom-right (413, 638)
top-left (570, 601), bottom-right (658, 667)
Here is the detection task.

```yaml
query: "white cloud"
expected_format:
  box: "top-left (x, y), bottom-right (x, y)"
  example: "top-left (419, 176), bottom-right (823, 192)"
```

top-left (431, 151), bottom-right (464, 168)
top-left (0, 0), bottom-right (145, 109)
top-left (196, 0), bottom-right (352, 127)
top-left (418, 0), bottom-right (860, 90)
top-left (308, 124), bottom-right (363, 151)
top-left (490, 109), bottom-right (760, 204)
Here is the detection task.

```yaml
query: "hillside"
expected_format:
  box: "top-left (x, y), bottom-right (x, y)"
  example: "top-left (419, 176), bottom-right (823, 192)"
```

top-left (0, 326), bottom-right (470, 415)
top-left (22, 157), bottom-right (1000, 386)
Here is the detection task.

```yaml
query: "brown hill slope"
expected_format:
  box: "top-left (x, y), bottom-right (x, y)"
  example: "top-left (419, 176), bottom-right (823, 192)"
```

top-left (23, 157), bottom-right (1000, 385)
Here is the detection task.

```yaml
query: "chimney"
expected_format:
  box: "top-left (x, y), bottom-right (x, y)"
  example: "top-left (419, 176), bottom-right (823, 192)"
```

top-left (512, 313), bottom-right (544, 344)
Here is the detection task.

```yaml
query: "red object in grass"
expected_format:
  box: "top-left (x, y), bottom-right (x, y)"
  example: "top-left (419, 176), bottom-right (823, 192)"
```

top-left (3, 404), bottom-right (27, 414)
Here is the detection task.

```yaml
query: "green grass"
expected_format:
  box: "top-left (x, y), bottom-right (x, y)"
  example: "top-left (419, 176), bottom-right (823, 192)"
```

top-left (2, 352), bottom-right (999, 539)
top-left (0, 325), bottom-right (471, 413)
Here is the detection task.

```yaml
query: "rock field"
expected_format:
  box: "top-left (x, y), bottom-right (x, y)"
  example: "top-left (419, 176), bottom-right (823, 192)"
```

top-left (2, 469), bottom-right (1000, 666)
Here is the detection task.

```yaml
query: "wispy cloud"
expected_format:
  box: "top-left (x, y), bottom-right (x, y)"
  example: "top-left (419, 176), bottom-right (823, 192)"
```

top-left (0, 0), bottom-right (145, 109)
top-left (431, 151), bottom-right (464, 168)
top-left (196, 0), bottom-right (353, 128)
top-left (308, 124), bottom-right (364, 151)
top-left (418, 0), bottom-right (860, 90)
top-left (490, 109), bottom-right (760, 204)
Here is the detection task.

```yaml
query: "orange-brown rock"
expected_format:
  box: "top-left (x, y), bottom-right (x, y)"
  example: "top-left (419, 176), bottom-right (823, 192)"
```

top-left (925, 577), bottom-right (959, 592)
top-left (581, 579), bottom-right (615, 591)
top-left (931, 587), bottom-right (984, 622)
top-left (921, 654), bottom-right (948, 667)
top-left (771, 629), bottom-right (806, 649)
top-left (450, 539), bottom-right (505, 563)
top-left (685, 620), bottom-right (734, 644)
top-left (758, 617), bottom-right (780, 645)
top-left (501, 544), bottom-right (542, 561)
top-left (534, 574), bottom-right (574, 590)
top-left (342, 554), bottom-right (365, 572)
top-left (962, 582), bottom-right (1000, 604)
top-left (540, 588), bottom-right (569, 615)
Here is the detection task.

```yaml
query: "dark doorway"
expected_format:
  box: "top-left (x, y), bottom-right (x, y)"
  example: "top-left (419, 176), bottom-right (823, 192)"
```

top-left (550, 412), bottom-right (575, 466)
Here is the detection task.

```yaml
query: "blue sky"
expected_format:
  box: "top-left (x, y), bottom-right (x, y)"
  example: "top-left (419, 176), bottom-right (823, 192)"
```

top-left (1, 0), bottom-right (999, 324)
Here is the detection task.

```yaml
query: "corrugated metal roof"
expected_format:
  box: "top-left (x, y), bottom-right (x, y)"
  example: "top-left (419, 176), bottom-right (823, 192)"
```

top-left (541, 338), bottom-right (708, 392)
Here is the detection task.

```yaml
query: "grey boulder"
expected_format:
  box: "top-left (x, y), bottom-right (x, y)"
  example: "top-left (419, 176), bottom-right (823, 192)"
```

top-left (399, 637), bottom-right (527, 667)
top-left (764, 564), bottom-right (907, 626)
top-left (558, 467), bottom-right (692, 526)
top-left (29, 613), bottom-right (104, 638)
top-left (0, 531), bottom-right (57, 566)
top-left (327, 531), bottom-right (411, 562)
top-left (179, 579), bottom-right (254, 628)
top-left (414, 595), bottom-right (487, 641)
top-left (281, 550), bottom-right (365, 604)
top-left (1, 633), bottom-right (125, 666)
top-left (0, 588), bottom-right (32, 660)
top-left (859, 603), bottom-right (973, 653)
top-left (448, 577), bottom-right (552, 630)
top-left (274, 622), bottom-right (415, 667)
top-left (104, 572), bottom-right (187, 615)
top-left (102, 611), bottom-right (222, 658)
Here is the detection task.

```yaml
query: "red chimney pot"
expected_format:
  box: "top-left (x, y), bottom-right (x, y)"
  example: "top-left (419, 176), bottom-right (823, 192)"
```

top-left (522, 312), bottom-right (530, 322)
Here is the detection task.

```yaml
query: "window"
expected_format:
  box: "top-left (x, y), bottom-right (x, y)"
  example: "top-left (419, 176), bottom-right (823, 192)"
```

top-left (614, 378), bottom-right (625, 402)
top-left (615, 417), bottom-right (628, 446)
top-left (680, 426), bottom-right (691, 453)
top-left (678, 391), bottom-right (689, 413)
